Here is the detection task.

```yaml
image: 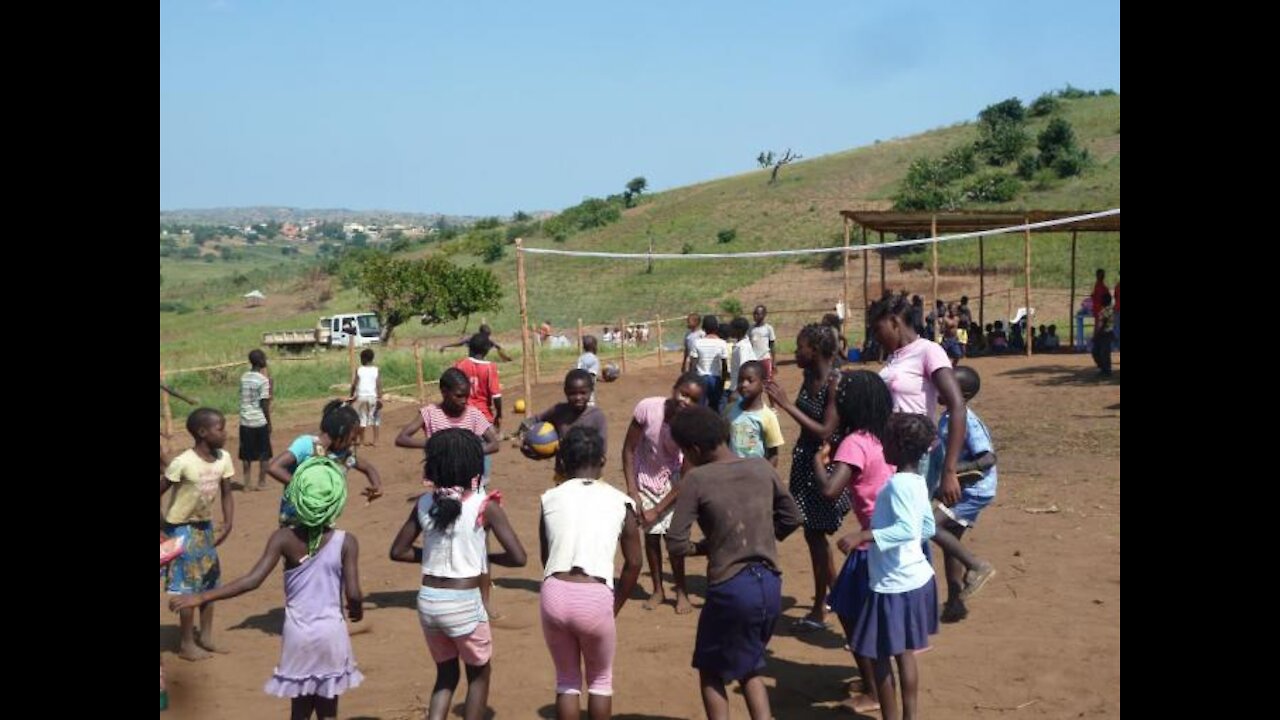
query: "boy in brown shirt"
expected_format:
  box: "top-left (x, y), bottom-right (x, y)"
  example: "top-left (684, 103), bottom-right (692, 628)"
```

top-left (667, 406), bottom-right (801, 720)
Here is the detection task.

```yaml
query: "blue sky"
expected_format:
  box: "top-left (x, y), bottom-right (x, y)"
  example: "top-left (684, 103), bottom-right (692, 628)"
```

top-left (160, 0), bottom-right (1120, 215)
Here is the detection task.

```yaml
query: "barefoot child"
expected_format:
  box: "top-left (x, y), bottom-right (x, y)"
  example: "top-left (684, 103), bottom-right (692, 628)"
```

top-left (390, 429), bottom-right (527, 720)
top-left (621, 371), bottom-right (705, 614)
top-left (170, 457), bottom-right (365, 719)
top-left (667, 406), bottom-right (802, 720)
top-left (726, 360), bottom-right (784, 467)
top-left (812, 370), bottom-right (895, 714)
top-left (160, 408), bottom-right (236, 661)
top-left (538, 426), bottom-right (644, 720)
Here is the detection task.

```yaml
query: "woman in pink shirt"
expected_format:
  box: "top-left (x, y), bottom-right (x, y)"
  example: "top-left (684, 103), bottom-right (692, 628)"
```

top-left (868, 295), bottom-right (968, 508)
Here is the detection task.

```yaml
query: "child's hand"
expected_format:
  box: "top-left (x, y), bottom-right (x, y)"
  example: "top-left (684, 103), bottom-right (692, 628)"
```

top-left (170, 594), bottom-right (203, 613)
top-left (764, 381), bottom-right (788, 407)
top-left (214, 525), bottom-right (232, 547)
top-left (362, 487), bottom-right (383, 503)
top-left (938, 470), bottom-right (962, 507)
top-left (817, 442), bottom-right (833, 468)
top-left (347, 599), bottom-right (364, 623)
top-left (641, 508), bottom-right (659, 526)
top-left (836, 534), bottom-right (859, 555)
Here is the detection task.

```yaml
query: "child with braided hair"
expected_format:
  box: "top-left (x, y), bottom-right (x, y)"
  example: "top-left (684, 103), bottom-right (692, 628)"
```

top-left (390, 428), bottom-right (527, 720)
top-left (170, 456), bottom-right (365, 720)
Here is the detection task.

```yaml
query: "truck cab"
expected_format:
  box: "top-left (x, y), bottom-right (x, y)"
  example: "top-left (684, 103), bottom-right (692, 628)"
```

top-left (321, 313), bottom-right (382, 347)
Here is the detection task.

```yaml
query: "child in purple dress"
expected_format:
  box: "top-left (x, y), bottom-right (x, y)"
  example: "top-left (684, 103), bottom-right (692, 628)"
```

top-left (170, 456), bottom-right (364, 719)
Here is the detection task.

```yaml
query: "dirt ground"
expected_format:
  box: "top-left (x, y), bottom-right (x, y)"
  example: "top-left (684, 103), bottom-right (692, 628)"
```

top-left (160, 349), bottom-right (1120, 719)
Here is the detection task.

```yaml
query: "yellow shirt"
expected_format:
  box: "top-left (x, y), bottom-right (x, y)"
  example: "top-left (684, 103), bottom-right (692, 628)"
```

top-left (164, 449), bottom-right (234, 524)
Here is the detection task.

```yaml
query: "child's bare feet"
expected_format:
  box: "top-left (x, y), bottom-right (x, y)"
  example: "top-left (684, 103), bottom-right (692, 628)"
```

top-left (643, 589), bottom-right (665, 610)
top-left (179, 641), bottom-right (212, 661)
top-left (196, 633), bottom-right (229, 654)
top-left (674, 591), bottom-right (693, 615)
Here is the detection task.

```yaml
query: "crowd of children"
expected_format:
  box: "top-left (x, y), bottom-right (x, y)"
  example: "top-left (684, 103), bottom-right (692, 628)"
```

top-left (162, 297), bottom-right (1008, 719)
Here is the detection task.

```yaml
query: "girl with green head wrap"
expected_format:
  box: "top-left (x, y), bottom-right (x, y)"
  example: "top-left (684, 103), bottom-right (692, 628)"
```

top-left (285, 456), bottom-right (349, 555)
top-left (168, 455), bottom-right (366, 717)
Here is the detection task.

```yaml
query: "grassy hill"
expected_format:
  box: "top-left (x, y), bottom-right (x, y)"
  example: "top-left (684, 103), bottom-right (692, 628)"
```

top-left (160, 93), bottom-right (1118, 415)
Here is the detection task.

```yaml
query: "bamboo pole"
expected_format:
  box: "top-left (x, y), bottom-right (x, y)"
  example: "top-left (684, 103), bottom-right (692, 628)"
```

top-left (655, 315), bottom-right (664, 367)
top-left (878, 231), bottom-right (886, 295)
top-left (931, 215), bottom-right (939, 328)
top-left (532, 321), bottom-right (541, 385)
top-left (1070, 231), bottom-right (1078, 351)
top-left (861, 225), bottom-right (869, 321)
top-left (515, 238), bottom-right (534, 412)
top-left (1024, 218), bottom-right (1033, 357)
top-left (978, 235), bottom-right (986, 328)
top-left (620, 318), bottom-right (628, 373)
top-left (842, 216), bottom-right (851, 324)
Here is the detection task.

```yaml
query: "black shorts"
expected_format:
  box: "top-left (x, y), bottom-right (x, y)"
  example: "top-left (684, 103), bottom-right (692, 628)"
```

top-left (238, 424), bottom-right (273, 461)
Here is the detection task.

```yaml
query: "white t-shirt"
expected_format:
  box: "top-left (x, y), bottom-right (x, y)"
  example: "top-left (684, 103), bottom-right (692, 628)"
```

top-left (748, 323), bottom-right (776, 359)
top-left (540, 478), bottom-right (635, 588)
top-left (691, 335), bottom-right (729, 377)
top-left (729, 337), bottom-right (757, 391)
top-left (356, 365), bottom-right (379, 398)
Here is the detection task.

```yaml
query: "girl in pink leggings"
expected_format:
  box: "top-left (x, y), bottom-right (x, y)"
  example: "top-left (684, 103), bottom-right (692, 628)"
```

top-left (390, 429), bottom-right (527, 720)
top-left (539, 426), bottom-right (644, 720)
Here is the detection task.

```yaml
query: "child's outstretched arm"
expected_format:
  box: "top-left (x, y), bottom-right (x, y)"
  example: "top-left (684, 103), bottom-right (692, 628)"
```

top-left (484, 503), bottom-right (527, 567)
top-left (266, 450), bottom-right (298, 485)
top-left (664, 480), bottom-right (702, 557)
top-left (169, 529), bottom-right (288, 612)
top-left (395, 416), bottom-right (428, 449)
top-left (480, 426), bottom-right (501, 455)
top-left (347, 371), bottom-right (360, 402)
top-left (341, 533), bottom-right (363, 622)
top-left (389, 505), bottom-right (424, 563)
top-left (494, 343), bottom-right (513, 362)
top-left (615, 506), bottom-right (643, 616)
top-left (351, 455), bottom-right (384, 500)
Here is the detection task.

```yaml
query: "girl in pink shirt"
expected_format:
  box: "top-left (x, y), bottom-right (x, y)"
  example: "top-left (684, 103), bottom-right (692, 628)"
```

top-left (812, 370), bottom-right (896, 715)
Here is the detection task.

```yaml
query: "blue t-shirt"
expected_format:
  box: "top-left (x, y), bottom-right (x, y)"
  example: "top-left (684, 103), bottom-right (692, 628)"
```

top-left (286, 434), bottom-right (356, 475)
top-left (937, 407), bottom-right (997, 497)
